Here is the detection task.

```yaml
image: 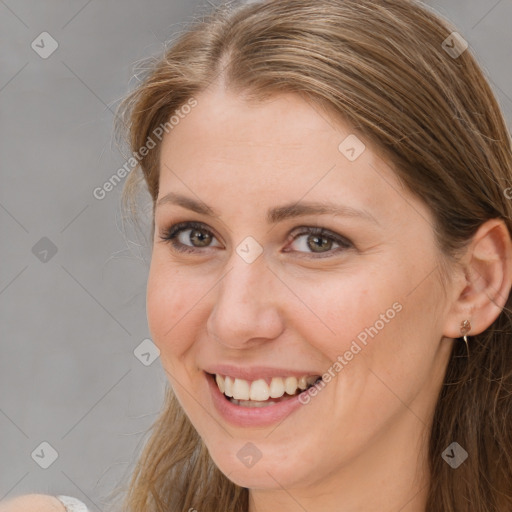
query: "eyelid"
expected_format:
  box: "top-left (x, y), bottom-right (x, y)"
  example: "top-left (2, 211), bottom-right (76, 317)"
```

top-left (284, 226), bottom-right (353, 256)
top-left (158, 221), bottom-right (223, 252)
top-left (160, 220), bottom-right (215, 236)
top-left (158, 220), bottom-right (353, 256)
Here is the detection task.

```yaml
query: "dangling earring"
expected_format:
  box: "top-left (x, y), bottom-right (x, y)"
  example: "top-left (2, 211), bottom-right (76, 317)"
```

top-left (460, 319), bottom-right (471, 356)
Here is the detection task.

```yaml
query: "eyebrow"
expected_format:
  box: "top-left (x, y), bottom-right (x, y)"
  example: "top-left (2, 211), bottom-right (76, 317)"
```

top-left (156, 192), bottom-right (379, 225)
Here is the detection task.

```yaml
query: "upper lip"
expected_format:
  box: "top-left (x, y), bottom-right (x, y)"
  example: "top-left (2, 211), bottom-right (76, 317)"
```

top-left (204, 364), bottom-right (322, 382)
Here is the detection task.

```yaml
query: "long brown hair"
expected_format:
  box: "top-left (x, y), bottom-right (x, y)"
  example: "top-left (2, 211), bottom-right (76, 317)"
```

top-left (110, 1), bottom-right (512, 510)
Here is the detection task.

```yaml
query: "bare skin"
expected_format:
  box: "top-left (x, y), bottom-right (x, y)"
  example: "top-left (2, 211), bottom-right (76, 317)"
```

top-left (0, 494), bottom-right (66, 512)
top-left (147, 85), bottom-right (512, 512)
top-left (8, 89), bottom-right (511, 512)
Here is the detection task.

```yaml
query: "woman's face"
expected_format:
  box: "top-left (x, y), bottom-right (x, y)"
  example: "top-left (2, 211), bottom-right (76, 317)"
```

top-left (147, 87), bottom-right (455, 493)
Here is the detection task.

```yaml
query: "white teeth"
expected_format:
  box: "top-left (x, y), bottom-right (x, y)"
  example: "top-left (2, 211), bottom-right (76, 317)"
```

top-left (224, 376), bottom-right (234, 397)
top-left (250, 379), bottom-right (270, 401)
top-left (269, 377), bottom-right (285, 398)
top-left (215, 374), bottom-right (225, 394)
top-left (230, 398), bottom-right (278, 408)
top-left (284, 376), bottom-right (298, 395)
top-left (233, 378), bottom-right (250, 400)
top-left (214, 373), bottom-right (320, 401)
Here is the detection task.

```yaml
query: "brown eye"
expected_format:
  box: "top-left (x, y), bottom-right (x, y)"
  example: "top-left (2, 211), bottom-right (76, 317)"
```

top-left (159, 221), bottom-right (222, 253)
top-left (286, 226), bottom-right (352, 257)
top-left (187, 228), bottom-right (213, 247)
top-left (305, 234), bottom-right (335, 252)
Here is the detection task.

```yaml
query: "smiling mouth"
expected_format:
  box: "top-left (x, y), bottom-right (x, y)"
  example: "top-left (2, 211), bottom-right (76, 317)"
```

top-left (209, 373), bottom-right (322, 408)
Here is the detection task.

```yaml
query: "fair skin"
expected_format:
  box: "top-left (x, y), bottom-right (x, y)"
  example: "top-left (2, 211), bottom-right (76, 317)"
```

top-left (146, 85), bottom-right (512, 512)
top-left (0, 494), bottom-right (66, 511)
top-left (7, 88), bottom-right (510, 512)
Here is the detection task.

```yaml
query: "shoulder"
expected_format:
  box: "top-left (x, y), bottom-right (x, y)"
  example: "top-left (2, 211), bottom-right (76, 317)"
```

top-left (0, 494), bottom-right (66, 511)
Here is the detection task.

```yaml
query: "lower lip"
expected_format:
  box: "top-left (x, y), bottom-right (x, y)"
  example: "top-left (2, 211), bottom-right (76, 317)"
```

top-left (205, 372), bottom-right (310, 428)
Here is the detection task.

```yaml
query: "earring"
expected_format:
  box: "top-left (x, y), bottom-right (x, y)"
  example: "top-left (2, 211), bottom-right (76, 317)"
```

top-left (460, 319), bottom-right (471, 356)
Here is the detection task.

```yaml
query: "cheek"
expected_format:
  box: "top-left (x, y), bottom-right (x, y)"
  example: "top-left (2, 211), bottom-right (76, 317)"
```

top-left (287, 263), bottom-right (439, 390)
top-left (285, 270), bottom-right (390, 358)
top-left (282, 269), bottom-right (440, 451)
top-left (146, 259), bottom-right (202, 359)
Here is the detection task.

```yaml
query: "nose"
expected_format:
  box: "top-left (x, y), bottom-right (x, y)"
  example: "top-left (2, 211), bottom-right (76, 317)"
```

top-left (206, 253), bottom-right (285, 350)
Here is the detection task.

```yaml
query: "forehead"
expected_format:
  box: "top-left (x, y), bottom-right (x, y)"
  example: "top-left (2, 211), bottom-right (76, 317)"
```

top-left (157, 87), bottom-right (424, 227)
top-left (162, 87), bottom-right (342, 160)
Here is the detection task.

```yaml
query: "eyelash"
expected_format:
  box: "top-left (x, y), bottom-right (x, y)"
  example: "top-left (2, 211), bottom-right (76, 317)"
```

top-left (158, 221), bottom-right (353, 258)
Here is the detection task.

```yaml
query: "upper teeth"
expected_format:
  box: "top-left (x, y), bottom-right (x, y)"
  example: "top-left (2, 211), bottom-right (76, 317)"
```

top-left (215, 374), bottom-right (320, 401)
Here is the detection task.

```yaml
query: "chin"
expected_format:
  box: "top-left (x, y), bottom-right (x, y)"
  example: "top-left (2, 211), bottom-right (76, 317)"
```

top-left (206, 445), bottom-right (315, 490)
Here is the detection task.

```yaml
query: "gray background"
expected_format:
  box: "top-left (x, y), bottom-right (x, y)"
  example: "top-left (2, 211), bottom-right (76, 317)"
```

top-left (1, 0), bottom-right (511, 510)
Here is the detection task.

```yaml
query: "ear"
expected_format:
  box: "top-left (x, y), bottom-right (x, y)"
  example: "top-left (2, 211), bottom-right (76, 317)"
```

top-left (443, 218), bottom-right (512, 338)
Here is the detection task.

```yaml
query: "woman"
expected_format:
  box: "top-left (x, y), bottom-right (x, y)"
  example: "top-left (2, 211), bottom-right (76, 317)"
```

top-left (6, 0), bottom-right (512, 510)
